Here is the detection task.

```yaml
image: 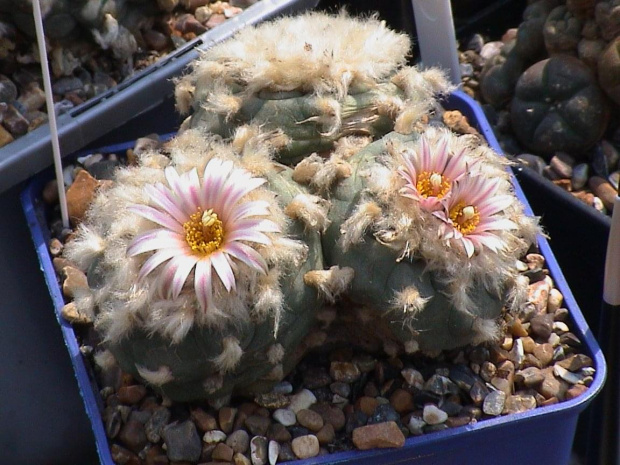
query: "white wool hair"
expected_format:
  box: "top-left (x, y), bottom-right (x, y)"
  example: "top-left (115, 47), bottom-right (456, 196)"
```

top-left (203, 84), bottom-right (243, 118)
top-left (136, 364), bottom-right (174, 386)
top-left (62, 226), bottom-right (106, 272)
top-left (174, 78), bottom-right (194, 115)
top-left (310, 155), bottom-right (352, 194)
top-left (404, 339), bottom-right (420, 354)
top-left (338, 200), bottom-right (382, 251)
top-left (212, 336), bottom-right (244, 373)
top-left (93, 349), bottom-right (118, 371)
top-left (266, 343), bottom-right (285, 365)
top-left (284, 194), bottom-right (331, 232)
top-left (72, 288), bottom-right (96, 320)
top-left (181, 10), bottom-right (412, 102)
top-left (391, 286), bottom-right (430, 317)
top-left (303, 266), bottom-right (355, 303)
top-left (292, 153), bottom-right (323, 185)
top-left (471, 318), bottom-right (501, 345)
top-left (332, 135), bottom-right (373, 159)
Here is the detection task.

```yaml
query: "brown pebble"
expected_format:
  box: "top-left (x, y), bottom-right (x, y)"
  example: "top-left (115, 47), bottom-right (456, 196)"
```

top-left (61, 301), bottom-right (92, 325)
top-left (143, 29), bottom-right (169, 51)
top-left (225, 430), bottom-right (250, 454)
top-left (110, 444), bottom-right (140, 465)
top-left (66, 169), bottom-right (100, 225)
top-left (442, 110), bottom-right (478, 135)
top-left (291, 434), bottom-right (320, 459)
top-left (315, 423), bottom-right (335, 445)
top-left (42, 179), bottom-right (60, 205)
top-left (190, 408), bottom-right (218, 432)
top-left (446, 416), bottom-right (472, 428)
top-left (556, 354), bottom-right (593, 371)
top-left (510, 319), bottom-right (529, 338)
top-left (296, 409), bottom-right (324, 432)
top-left (117, 385), bottom-right (147, 405)
top-left (0, 124), bottom-right (14, 147)
top-left (566, 384), bottom-right (589, 400)
top-left (266, 422), bottom-right (291, 443)
top-left (206, 13), bottom-right (227, 29)
top-left (356, 396), bottom-right (379, 416)
top-left (244, 415), bottom-right (271, 436)
top-left (330, 361), bottom-right (361, 383)
top-left (49, 238), bottom-right (64, 256)
top-left (503, 395), bottom-right (537, 414)
top-left (219, 406), bottom-right (237, 434)
top-left (233, 451), bottom-right (251, 465)
top-left (352, 421), bottom-right (406, 450)
top-left (589, 176), bottom-right (616, 211)
top-left (533, 343), bottom-right (554, 366)
top-left (310, 403), bottom-right (346, 431)
top-left (389, 388), bottom-right (415, 414)
top-left (118, 418), bottom-right (148, 453)
top-left (521, 337), bottom-right (536, 353)
top-left (212, 442), bottom-right (234, 462)
top-left (61, 265), bottom-right (88, 299)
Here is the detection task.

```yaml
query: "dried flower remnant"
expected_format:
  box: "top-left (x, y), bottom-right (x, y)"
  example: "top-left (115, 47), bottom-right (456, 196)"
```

top-left (127, 159), bottom-right (279, 312)
top-left (397, 135), bottom-right (469, 211)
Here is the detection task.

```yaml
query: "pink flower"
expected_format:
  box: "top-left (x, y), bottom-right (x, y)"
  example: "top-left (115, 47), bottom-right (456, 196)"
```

top-left (433, 175), bottom-right (517, 258)
top-left (127, 158), bottom-right (278, 312)
top-left (398, 134), bottom-right (469, 211)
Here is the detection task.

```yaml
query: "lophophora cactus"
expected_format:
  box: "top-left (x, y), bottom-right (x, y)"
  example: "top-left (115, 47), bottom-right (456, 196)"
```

top-left (64, 129), bottom-right (328, 404)
top-left (175, 10), bottom-right (454, 164)
top-left (62, 12), bottom-right (540, 403)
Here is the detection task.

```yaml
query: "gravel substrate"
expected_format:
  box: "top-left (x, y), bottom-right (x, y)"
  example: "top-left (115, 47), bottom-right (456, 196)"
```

top-left (41, 114), bottom-right (597, 464)
top-left (0, 0), bottom-right (256, 148)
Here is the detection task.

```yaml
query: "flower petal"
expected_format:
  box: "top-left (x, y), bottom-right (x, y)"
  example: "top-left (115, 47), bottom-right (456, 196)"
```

top-left (128, 204), bottom-right (184, 234)
top-left (225, 242), bottom-right (268, 273)
top-left (211, 251), bottom-right (236, 291)
top-left (127, 229), bottom-right (185, 256)
top-left (137, 248), bottom-right (179, 280)
top-left (194, 258), bottom-right (213, 312)
top-left (226, 229), bottom-right (272, 245)
top-left (227, 200), bottom-right (271, 225)
top-left (145, 184), bottom-right (188, 225)
top-left (169, 254), bottom-right (198, 299)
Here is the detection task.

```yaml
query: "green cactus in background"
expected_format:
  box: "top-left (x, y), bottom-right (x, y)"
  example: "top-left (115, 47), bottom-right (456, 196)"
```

top-left (175, 11), bottom-right (454, 164)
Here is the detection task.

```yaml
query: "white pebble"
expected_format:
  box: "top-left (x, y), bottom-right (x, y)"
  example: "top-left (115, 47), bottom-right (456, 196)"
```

top-left (291, 435), bottom-right (319, 459)
top-left (268, 440), bottom-right (280, 465)
top-left (203, 430), bottom-right (227, 444)
top-left (422, 404), bottom-right (448, 425)
top-left (553, 365), bottom-right (583, 385)
top-left (273, 408), bottom-right (296, 426)
top-left (553, 321), bottom-right (570, 333)
top-left (401, 368), bottom-right (424, 389)
top-left (273, 381), bottom-right (293, 394)
top-left (288, 389), bottom-right (316, 413)
top-left (408, 415), bottom-right (426, 435)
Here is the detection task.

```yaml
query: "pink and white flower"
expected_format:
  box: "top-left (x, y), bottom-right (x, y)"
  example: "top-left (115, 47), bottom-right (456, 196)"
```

top-left (127, 158), bottom-right (278, 312)
top-left (397, 134), bottom-right (469, 211)
top-left (433, 174), bottom-right (517, 258)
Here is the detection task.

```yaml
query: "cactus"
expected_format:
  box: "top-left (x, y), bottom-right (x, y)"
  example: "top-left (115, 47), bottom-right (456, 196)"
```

top-left (297, 127), bottom-right (539, 353)
top-left (63, 129), bottom-right (328, 404)
top-left (61, 12), bottom-right (540, 403)
top-left (175, 11), bottom-right (454, 164)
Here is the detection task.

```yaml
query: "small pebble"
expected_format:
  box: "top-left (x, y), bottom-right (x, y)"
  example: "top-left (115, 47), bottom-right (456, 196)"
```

top-left (288, 389), bottom-right (317, 413)
top-left (423, 404), bottom-right (448, 425)
top-left (352, 421), bottom-right (405, 450)
top-left (250, 435), bottom-right (268, 465)
top-left (482, 390), bottom-right (506, 416)
top-left (291, 434), bottom-right (320, 459)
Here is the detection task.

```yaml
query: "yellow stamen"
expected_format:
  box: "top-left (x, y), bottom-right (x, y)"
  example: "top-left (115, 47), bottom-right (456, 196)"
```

top-left (416, 171), bottom-right (450, 199)
top-left (449, 202), bottom-right (480, 235)
top-left (183, 208), bottom-right (224, 255)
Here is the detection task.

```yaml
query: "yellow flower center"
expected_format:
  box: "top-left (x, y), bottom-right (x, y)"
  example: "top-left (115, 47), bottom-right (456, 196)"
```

top-left (183, 208), bottom-right (224, 255)
top-left (449, 203), bottom-right (480, 235)
top-left (416, 171), bottom-right (450, 199)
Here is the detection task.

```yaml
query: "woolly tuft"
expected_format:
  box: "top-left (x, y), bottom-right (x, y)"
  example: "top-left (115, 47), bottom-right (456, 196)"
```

top-left (338, 200), bottom-right (382, 251)
top-left (284, 194), bottom-right (331, 232)
top-left (212, 337), bottom-right (244, 373)
top-left (180, 10), bottom-right (412, 100)
top-left (303, 266), bottom-right (355, 303)
top-left (136, 364), bottom-right (174, 386)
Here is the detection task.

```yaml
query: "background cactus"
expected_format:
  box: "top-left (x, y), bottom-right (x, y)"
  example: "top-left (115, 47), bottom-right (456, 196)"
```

top-left (175, 10), bottom-right (454, 164)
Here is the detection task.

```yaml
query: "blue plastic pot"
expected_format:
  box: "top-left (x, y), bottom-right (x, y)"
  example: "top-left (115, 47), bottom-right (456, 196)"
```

top-left (21, 91), bottom-right (606, 465)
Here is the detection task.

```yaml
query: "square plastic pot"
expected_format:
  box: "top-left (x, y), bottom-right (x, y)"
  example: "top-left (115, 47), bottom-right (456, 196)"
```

top-left (0, 0), bottom-right (318, 194)
top-left (20, 90), bottom-right (606, 465)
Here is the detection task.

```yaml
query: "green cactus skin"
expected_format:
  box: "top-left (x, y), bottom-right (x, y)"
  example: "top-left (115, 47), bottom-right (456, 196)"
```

top-left (187, 83), bottom-right (410, 165)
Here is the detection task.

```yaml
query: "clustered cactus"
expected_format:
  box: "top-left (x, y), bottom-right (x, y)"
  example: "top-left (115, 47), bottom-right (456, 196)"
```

top-left (63, 11), bottom-right (539, 404)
